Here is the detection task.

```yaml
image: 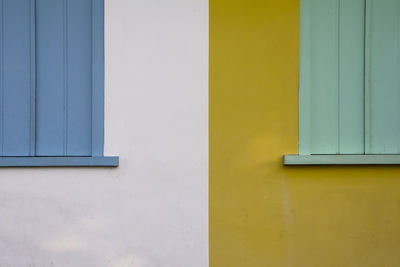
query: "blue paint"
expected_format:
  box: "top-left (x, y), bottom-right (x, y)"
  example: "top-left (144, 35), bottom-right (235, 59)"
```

top-left (29, 0), bottom-right (36, 156)
top-left (92, 0), bottom-right (104, 157)
top-left (35, 0), bottom-right (66, 155)
top-left (36, 0), bottom-right (94, 156)
top-left (0, 0), bottom-right (114, 166)
top-left (0, 0), bottom-right (33, 156)
top-left (66, 0), bottom-right (93, 156)
top-left (0, 156), bottom-right (118, 167)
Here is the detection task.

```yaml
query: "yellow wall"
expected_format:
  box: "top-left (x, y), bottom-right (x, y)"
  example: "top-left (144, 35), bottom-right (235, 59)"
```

top-left (210, 0), bottom-right (400, 266)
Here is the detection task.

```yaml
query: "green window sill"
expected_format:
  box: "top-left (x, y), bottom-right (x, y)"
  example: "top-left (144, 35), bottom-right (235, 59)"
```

top-left (0, 157), bottom-right (119, 167)
top-left (284, 155), bottom-right (400, 165)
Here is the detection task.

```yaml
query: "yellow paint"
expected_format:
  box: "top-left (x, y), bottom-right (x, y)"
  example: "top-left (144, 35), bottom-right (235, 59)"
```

top-left (210, 0), bottom-right (400, 266)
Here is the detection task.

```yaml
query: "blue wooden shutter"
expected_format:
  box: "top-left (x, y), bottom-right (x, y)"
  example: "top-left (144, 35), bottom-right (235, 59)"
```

top-left (36, 0), bottom-right (100, 156)
top-left (300, 0), bottom-right (365, 155)
top-left (0, 0), bottom-right (104, 157)
top-left (0, 0), bottom-right (35, 156)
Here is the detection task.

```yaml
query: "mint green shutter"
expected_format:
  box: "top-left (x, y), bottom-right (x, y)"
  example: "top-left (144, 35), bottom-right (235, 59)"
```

top-left (299, 0), bottom-right (365, 155)
top-left (365, 0), bottom-right (400, 154)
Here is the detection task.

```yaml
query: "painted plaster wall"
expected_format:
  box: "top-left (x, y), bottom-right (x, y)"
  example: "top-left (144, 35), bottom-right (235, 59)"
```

top-left (210, 0), bottom-right (400, 266)
top-left (0, 0), bottom-right (208, 266)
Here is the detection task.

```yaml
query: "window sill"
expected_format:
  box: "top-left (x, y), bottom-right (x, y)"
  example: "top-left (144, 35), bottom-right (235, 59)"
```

top-left (284, 155), bottom-right (400, 165)
top-left (0, 157), bottom-right (119, 167)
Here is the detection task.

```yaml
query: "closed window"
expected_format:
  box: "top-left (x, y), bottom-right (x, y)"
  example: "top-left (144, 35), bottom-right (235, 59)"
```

top-left (285, 0), bottom-right (400, 164)
top-left (0, 0), bottom-right (117, 166)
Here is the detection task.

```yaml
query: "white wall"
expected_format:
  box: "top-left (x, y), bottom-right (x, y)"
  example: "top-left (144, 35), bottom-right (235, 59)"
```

top-left (0, 0), bottom-right (209, 266)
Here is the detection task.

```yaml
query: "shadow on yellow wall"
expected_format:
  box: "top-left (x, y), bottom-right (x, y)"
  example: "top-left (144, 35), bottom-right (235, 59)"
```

top-left (210, 0), bottom-right (400, 266)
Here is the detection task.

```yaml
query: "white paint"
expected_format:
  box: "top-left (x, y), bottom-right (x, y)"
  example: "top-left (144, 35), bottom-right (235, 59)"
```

top-left (0, 0), bottom-right (209, 266)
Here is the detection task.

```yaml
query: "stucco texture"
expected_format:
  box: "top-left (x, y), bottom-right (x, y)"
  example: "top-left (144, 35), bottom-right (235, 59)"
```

top-left (210, 0), bottom-right (400, 266)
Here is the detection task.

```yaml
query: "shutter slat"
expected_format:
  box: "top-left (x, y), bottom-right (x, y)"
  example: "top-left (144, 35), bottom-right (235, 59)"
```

top-left (66, 0), bottom-right (92, 156)
top-left (338, 0), bottom-right (365, 154)
top-left (301, 0), bottom-right (340, 154)
top-left (91, 0), bottom-right (104, 157)
top-left (310, 0), bottom-right (340, 154)
top-left (300, 0), bottom-right (365, 155)
top-left (365, 0), bottom-right (400, 154)
top-left (36, 0), bottom-right (67, 155)
top-left (36, 0), bottom-right (93, 156)
top-left (0, 0), bottom-right (34, 156)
